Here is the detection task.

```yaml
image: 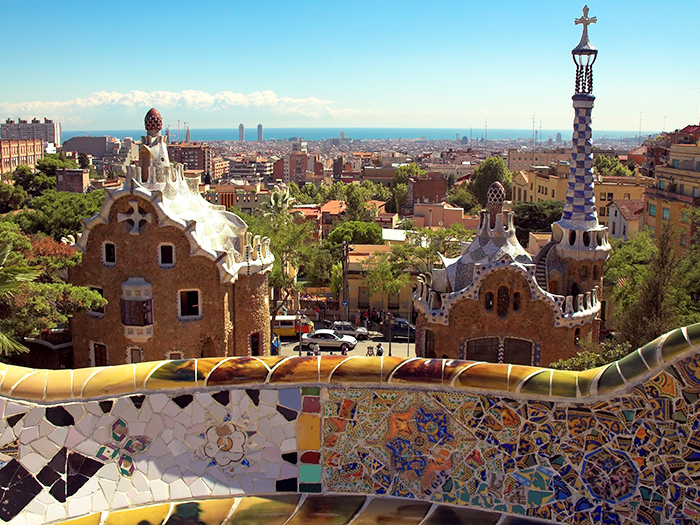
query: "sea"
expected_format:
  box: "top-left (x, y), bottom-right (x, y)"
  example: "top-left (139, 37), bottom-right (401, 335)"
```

top-left (61, 128), bottom-right (648, 142)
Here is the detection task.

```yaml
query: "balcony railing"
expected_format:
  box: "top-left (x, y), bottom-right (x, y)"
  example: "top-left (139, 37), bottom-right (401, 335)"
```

top-left (645, 186), bottom-right (700, 206)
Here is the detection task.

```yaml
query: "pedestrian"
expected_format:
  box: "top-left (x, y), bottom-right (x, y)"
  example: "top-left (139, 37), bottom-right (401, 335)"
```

top-left (315, 306), bottom-right (320, 321)
top-left (354, 309), bottom-right (361, 328)
top-left (376, 343), bottom-right (384, 356)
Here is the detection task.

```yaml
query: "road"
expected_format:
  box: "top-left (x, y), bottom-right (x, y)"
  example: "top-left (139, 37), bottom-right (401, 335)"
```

top-left (277, 334), bottom-right (415, 358)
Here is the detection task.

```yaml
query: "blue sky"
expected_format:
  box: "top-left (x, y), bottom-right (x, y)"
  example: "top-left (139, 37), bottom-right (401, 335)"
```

top-left (2, 0), bottom-right (699, 131)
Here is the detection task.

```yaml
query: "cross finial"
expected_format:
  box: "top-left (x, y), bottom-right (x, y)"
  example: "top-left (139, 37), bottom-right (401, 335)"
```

top-left (575, 5), bottom-right (596, 47)
top-left (118, 200), bottom-right (152, 235)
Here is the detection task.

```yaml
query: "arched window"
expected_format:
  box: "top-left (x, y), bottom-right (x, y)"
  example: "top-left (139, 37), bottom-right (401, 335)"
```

top-left (485, 292), bottom-right (494, 311)
top-left (512, 292), bottom-right (521, 311)
top-left (497, 286), bottom-right (509, 317)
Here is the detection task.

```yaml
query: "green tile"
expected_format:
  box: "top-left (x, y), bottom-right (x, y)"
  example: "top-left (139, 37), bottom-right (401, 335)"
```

top-left (302, 387), bottom-right (320, 396)
top-left (520, 371), bottom-right (552, 396)
top-left (596, 364), bottom-right (625, 395)
top-left (550, 371), bottom-right (577, 397)
top-left (299, 464), bottom-right (321, 483)
top-left (661, 328), bottom-right (691, 360)
top-left (617, 350), bottom-right (650, 381)
top-left (639, 339), bottom-right (661, 368)
top-left (686, 323), bottom-right (700, 345)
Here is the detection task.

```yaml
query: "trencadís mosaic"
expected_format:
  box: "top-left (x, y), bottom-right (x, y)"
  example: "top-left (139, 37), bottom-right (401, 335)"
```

top-left (0, 324), bottom-right (699, 524)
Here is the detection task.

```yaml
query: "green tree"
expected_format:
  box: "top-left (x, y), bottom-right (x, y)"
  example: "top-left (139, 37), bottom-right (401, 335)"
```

top-left (511, 200), bottom-right (565, 245)
top-left (78, 152), bottom-right (90, 170)
top-left (0, 183), bottom-right (29, 213)
top-left (613, 225), bottom-right (698, 349)
top-left (594, 155), bottom-right (635, 177)
top-left (447, 184), bottom-right (478, 213)
top-left (11, 165), bottom-right (55, 198)
top-left (390, 225), bottom-right (473, 274)
top-left (390, 182), bottom-right (408, 214)
top-left (469, 157), bottom-right (512, 207)
top-left (394, 163), bottom-right (426, 186)
top-left (325, 221), bottom-right (383, 246)
top-left (330, 262), bottom-right (343, 299)
top-left (362, 252), bottom-right (409, 306)
top-left (35, 153), bottom-right (78, 177)
top-left (10, 190), bottom-right (105, 239)
top-left (0, 242), bottom-right (40, 355)
top-left (550, 340), bottom-right (632, 371)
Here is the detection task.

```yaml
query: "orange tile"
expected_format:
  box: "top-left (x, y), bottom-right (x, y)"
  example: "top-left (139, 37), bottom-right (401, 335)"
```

top-left (328, 356), bottom-right (383, 383)
top-left (44, 369), bottom-right (73, 401)
top-left (82, 365), bottom-right (135, 398)
top-left (270, 357), bottom-right (319, 384)
top-left (206, 357), bottom-right (271, 386)
top-left (297, 413), bottom-right (321, 450)
top-left (10, 370), bottom-right (48, 401)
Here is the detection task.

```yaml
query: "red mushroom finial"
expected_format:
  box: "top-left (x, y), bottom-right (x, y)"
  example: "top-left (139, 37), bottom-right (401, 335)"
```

top-left (144, 108), bottom-right (162, 132)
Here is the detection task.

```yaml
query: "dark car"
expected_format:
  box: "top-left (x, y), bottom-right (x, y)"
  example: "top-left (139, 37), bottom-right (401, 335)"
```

top-left (391, 318), bottom-right (416, 341)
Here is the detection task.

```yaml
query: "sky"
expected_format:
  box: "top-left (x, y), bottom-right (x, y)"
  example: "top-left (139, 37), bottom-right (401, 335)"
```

top-left (2, 0), bottom-right (699, 132)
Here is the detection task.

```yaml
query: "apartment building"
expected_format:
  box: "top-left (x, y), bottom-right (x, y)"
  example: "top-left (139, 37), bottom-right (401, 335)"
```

top-left (0, 139), bottom-right (44, 177)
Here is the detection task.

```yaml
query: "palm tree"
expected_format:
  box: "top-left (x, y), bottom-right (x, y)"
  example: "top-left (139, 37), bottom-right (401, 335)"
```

top-left (0, 242), bottom-right (40, 354)
top-left (260, 189), bottom-right (302, 224)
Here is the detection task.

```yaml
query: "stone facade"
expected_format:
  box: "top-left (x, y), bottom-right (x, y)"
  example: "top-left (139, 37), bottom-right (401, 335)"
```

top-left (69, 108), bottom-right (274, 367)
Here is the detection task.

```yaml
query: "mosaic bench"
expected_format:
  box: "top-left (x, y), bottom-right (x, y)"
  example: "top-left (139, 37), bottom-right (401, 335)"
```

top-left (1, 324), bottom-right (700, 525)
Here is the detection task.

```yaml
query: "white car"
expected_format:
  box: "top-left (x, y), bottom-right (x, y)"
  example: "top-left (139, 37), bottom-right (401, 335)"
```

top-left (330, 321), bottom-right (369, 340)
top-left (302, 329), bottom-right (358, 353)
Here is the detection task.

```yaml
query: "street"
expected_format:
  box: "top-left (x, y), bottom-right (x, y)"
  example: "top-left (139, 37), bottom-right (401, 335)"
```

top-left (277, 334), bottom-right (415, 358)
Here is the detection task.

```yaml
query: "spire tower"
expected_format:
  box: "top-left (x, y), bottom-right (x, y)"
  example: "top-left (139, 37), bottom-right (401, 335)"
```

top-left (551, 5), bottom-right (610, 263)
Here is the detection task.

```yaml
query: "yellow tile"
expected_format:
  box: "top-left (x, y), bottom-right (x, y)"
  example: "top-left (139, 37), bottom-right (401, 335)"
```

top-left (351, 498), bottom-right (431, 524)
top-left (297, 413), bottom-right (321, 450)
top-left (226, 495), bottom-right (300, 525)
top-left (507, 364), bottom-right (543, 393)
top-left (255, 356), bottom-right (284, 368)
top-left (519, 370), bottom-right (553, 396)
top-left (105, 503), bottom-right (170, 525)
top-left (145, 360), bottom-right (198, 390)
top-left (270, 357), bottom-right (319, 384)
top-left (59, 513), bottom-right (102, 525)
top-left (11, 370), bottom-right (48, 401)
top-left (71, 367), bottom-right (101, 398)
top-left (0, 364), bottom-right (33, 396)
top-left (196, 358), bottom-right (225, 385)
top-left (206, 357), bottom-right (270, 386)
top-left (285, 496), bottom-right (366, 525)
top-left (319, 355), bottom-right (348, 382)
top-left (389, 359), bottom-right (443, 385)
top-left (195, 497), bottom-right (237, 524)
top-left (44, 369), bottom-right (73, 401)
top-left (576, 367), bottom-right (604, 397)
top-left (328, 357), bottom-right (383, 384)
top-left (82, 365), bottom-right (135, 398)
top-left (134, 361), bottom-right (166, 389)
top-left (381, 356), bottom-right (405, 382)
top-left (455, 363), bottom-right (509, 391)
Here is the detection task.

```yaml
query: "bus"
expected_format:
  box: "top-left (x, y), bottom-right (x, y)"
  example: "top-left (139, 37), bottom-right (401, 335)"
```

top-left (272, 315), bottom-right (314, 338)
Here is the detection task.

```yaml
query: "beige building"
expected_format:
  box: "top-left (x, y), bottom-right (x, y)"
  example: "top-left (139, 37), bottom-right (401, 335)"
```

top-left (0, 139), bottom-right (44, 177)
top-left (645, 142), bottom-right (700, 249)
top-left (411, 202), bottom-right (479, 230)
top-left (507, 148), bottom-right (570, 171)
top-left (513, 165), bottom-right (651, 227)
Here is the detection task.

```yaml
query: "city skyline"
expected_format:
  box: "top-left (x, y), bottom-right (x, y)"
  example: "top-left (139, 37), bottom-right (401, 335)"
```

top-left (2, 1), bottom-right (699, 132)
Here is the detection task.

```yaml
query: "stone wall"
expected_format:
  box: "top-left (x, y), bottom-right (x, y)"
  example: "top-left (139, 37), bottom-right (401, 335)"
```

top-left (418, 269), bottom-right (594, 365)
top-left (1, 324), bottom-right (700, 524)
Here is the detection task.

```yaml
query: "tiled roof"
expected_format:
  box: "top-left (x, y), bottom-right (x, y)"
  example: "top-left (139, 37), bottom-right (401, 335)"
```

top-left (611, 199), bottom-right (645, 221)
top-left (320, 200), bottom-right (347, 215)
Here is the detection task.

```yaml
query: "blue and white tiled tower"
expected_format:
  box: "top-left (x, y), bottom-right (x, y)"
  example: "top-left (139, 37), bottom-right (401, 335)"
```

top-left (551, 6), bottom-right (611, 265)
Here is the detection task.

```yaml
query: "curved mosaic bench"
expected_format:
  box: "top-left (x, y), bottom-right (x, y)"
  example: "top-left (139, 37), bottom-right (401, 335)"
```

top-left (1, 324), bottom-right (699, 524)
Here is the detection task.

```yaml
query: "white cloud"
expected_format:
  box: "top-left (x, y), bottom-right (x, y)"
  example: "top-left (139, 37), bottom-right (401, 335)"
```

top-left (0, 89), bottom-right (339, 120)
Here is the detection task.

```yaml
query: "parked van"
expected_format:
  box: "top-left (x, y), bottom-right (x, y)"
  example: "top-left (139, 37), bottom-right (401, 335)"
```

top-left (273, 315), bottom-right (314, 337)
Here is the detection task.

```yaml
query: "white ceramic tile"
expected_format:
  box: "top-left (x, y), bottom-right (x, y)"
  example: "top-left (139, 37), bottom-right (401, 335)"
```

top-left (47, 427), bottom-right (68, 447)
top-left (169, 478), bottom-right (192, 500)
top-left (148, 394), bottom-right (169, 413)
top-left (19, 451), bottom-right (46, 474)
top-left (30, 437), bottom-right (59, 459)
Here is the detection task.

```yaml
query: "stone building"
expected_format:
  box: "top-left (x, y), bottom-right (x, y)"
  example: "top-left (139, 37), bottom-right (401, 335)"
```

top-left (413, 8), bottom-right (610, 366)
top-left (69, 108), bottom-right (274, 367)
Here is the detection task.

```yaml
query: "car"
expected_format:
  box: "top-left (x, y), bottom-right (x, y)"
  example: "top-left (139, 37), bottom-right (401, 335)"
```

top-left (330, 321), bottom-right (369, 340)
top-left (391, 318), bottom-right (416, 341)
top-left (302, 329), bottom-right (358, 353)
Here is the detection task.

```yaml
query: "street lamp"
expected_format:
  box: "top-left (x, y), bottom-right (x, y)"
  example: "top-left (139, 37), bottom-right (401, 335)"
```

top-left (296, 310), bottom-right (303, 356)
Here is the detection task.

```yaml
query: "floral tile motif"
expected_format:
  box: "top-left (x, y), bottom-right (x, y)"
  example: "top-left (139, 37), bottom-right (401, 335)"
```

top-left (95, 418), bottom-right (151, 476)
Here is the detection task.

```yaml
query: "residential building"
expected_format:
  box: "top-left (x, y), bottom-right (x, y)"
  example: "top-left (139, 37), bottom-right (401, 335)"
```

top-left (645, 142), bottom-right (700, 248)
top-left (62, 136), bottom-right (114, 158)
top-left (167, 142), bottom-right (214, 179)
top-left (56, 168), bottom-right (89, 193)
top-left (608, 199), bottom-right (645, 240)
top-left (69, 108), bottom-right (274, 367)
top-left (411, 202), bottom-right (479, 230)
top-left (239, 124), bottom-right (244, 141)
top-left (506, 148), bottom-right (570, 171)
top-left (320, 200), bottom-right (346, 238)
top-left (1, 117), bottom-right (61, 146)
top-left (257, 124), bottom-right (263, 142)
top-left (204, 182), bottom-right (274, 214)
top-left (406, 172), bottom-right (448, 208)
top-left (0, 139), bottom-right (44, 177)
